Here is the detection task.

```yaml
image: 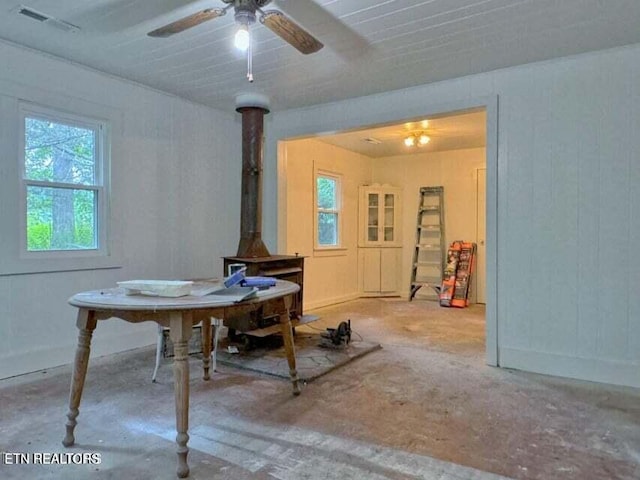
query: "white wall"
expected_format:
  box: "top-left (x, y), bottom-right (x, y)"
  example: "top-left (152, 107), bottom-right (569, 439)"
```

top-left (5, 38), bottom-right (639, 389)
top-left (0, 41), bottom-right (240, 379)
top-left (267, 43), bottom-right (640, 388)
top-left (281, 138), bottom-right (371, 310)
top-left (372, 148), bottom-right (486, 300)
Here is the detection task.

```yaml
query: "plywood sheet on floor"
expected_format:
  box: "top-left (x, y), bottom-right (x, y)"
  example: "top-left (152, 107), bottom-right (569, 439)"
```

top-left (217, 333), bottom-right (381, 381)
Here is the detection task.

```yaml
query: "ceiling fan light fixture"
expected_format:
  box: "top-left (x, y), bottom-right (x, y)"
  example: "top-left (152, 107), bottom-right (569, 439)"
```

top-left (234, 24), bottom-right (250, 51)
top-left (147, 0), bottom-right (323, 83)
top-left (404, 132), bottom-right (430, 148)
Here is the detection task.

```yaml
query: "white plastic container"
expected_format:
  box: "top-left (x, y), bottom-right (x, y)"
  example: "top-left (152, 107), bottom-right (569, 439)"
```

top-left (117, 280), bottom-right (194, 297)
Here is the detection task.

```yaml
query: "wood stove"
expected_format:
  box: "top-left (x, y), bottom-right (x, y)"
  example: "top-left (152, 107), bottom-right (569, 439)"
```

top-left (223, 254), bottom-right (305, 320)
top-left (223, 94), bottom-right (306, 335)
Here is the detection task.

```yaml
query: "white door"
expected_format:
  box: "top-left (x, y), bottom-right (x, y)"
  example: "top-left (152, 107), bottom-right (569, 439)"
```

top-left (476, 168), bottom-right (486, 304)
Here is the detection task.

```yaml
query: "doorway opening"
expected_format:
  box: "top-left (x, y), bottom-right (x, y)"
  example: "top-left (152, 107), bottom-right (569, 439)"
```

top-left (277, 106), bottom-right (490, 360)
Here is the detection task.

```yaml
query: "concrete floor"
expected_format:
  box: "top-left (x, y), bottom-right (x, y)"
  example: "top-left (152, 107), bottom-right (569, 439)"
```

top-left (1, 298), bottom-right (639, 480)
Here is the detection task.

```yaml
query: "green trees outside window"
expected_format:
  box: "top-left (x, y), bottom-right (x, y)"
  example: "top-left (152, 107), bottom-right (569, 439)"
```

top-left (317, 174), bottom-right (340, 246)
top-left (24, 115), bottom-right (99, 251)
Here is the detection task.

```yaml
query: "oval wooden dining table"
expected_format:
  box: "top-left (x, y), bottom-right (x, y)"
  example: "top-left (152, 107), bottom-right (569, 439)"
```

top-left (62, 279), bottom-right (301, 478)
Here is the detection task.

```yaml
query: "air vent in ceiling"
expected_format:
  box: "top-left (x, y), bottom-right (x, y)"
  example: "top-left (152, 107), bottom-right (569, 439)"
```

top-left (17, 5), bottom-right (80, 33)
top-left (363, 137), bottom-right (382, 145)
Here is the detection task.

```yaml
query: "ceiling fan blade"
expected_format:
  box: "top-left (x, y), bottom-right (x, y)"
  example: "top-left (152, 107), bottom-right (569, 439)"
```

top-left (272, 0), bottom-right (370, 60)
top-left (260, 11), bottom-right (323, 55)
top-left (72, 0), bottom-right (203, 33)
top-left (148, 8), bottom-right (225, 38)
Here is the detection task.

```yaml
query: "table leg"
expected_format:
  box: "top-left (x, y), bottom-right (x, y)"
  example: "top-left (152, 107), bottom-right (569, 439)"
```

top-left (170, 312), bottom-right (193, 478)
top-left (62, 309), bottom-right (97, 447)
top-left (279, 301), bottom-right (301, 396)
top-left (201, 318), bottom-right (212, 381)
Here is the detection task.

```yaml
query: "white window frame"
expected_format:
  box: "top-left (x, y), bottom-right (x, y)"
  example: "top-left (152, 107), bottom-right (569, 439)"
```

top-left (314, 170), bottom-right (343, 250)
top-left (0, 97), bottom-right (119, 276)
top-left (19, 103), bottom-right (108, 259)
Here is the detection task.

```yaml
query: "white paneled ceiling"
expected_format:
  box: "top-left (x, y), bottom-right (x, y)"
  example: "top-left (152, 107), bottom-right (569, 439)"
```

top-left (316, 109), bottom-right (486, 157)
top-left (1, 0), bottom-right (640, 112)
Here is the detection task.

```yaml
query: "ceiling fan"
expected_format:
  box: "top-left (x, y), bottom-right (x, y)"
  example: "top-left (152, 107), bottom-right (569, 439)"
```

top-left (147, 0), bottom-right (323, 82)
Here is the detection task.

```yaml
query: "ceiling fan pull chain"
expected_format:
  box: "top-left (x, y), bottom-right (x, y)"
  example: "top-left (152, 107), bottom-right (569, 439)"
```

top-left (247, 32), bottom-right (254, 83)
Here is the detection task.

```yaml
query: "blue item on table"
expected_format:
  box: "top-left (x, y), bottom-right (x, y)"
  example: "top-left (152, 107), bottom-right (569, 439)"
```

top-left (224, 267), bottom-right (246, 288)
top-left (241, 276), bottom-right (277, 289)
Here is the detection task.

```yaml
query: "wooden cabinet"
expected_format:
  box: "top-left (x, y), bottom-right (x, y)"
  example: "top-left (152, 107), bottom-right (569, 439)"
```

top-left (358, 185), bottom-right (402, 296)
top-left (359, 185), bottom-right (402, 247)
top-left (360, 248), bottom-right (402, 294)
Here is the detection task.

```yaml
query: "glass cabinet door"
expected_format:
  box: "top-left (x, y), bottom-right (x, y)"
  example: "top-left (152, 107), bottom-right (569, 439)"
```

top-left (367, 193), bottom-right (379, 242)
top-left (383, 193), bottom-right (395, 242)
top-left (360, 186), bottom-right (401, 247)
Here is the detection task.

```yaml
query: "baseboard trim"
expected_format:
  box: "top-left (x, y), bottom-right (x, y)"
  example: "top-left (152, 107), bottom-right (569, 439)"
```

top-left (0, 328), bottom-right (156, 380)
top-left (305, 292), bottom-right (361, 311)
top-left (359, 292), bottom-right (401, 298)
top-left (500, 347), bottom-right (640, 389)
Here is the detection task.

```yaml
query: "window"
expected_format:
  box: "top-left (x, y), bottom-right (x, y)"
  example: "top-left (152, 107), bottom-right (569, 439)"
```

top-left (0, 97), bottom-right (118, 276)
top-left (315, 172), bottom-right (341, 248)
top-left (20, 103), bottom-right (108, 258)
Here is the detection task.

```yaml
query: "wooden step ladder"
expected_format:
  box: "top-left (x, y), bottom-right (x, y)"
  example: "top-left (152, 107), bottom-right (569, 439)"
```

top-left (409, 186), bottom-right (445, 300)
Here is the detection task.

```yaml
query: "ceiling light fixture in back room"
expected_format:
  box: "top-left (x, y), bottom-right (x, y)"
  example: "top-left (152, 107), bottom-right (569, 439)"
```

top-left (404, 133), bottom-right (430, 148)
top-left (147, 0), bottom-right (324, 83)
